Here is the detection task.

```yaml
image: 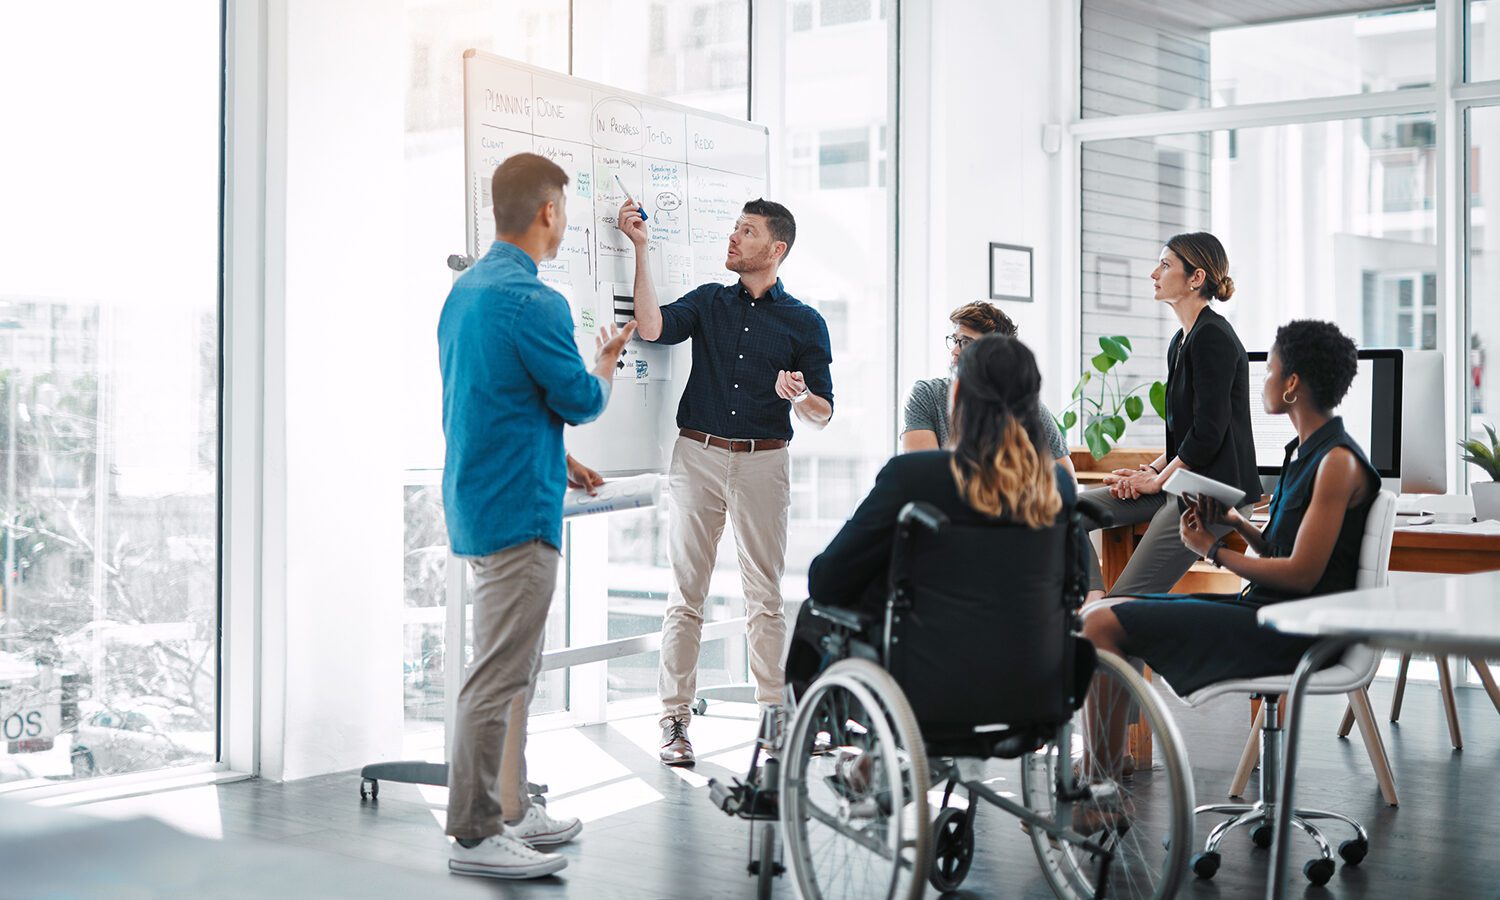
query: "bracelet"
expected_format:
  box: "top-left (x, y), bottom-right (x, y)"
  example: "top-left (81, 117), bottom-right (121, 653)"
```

top-left (791, 388), bottom-right (811, 404)
top-left (1146, 462), bottom-right (1162, 474)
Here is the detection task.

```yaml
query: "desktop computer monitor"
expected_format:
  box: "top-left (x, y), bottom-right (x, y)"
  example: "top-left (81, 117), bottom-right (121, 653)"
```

top-left (1247, 348), bottom-right (1446, 495)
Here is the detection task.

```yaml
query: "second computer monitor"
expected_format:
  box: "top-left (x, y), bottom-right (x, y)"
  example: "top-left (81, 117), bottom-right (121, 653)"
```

top-left (1247, 348), bottom-right (1446, 495)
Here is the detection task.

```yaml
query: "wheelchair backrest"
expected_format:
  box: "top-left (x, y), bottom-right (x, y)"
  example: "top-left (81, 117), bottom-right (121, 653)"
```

top-left (884, 505), bottom-right (1083, 732)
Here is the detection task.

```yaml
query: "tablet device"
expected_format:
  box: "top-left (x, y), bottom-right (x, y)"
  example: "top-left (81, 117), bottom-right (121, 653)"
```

top-left (1161, 469), bottom-right (1248, 508)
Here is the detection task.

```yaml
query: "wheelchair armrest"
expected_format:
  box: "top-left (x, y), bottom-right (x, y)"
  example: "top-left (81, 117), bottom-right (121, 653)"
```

top-left (897, 501), bottom-right (948, 533)
top-left (807, 601), bottom-right (869, 632)
top-left (1075, 491), bottom-right (1118, 528)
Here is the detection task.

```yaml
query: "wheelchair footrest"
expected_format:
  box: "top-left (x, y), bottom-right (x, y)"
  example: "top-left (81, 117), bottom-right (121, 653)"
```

top-left (707, 777), bottom-right (780, 820)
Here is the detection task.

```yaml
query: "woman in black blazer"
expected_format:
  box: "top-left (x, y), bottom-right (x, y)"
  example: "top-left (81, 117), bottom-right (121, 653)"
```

top-left (1080, 232), bottom-right (1261, 598)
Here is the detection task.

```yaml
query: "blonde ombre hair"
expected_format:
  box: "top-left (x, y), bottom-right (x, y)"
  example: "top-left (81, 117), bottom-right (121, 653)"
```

top-left (948, 335), bottom-right (1061, 529)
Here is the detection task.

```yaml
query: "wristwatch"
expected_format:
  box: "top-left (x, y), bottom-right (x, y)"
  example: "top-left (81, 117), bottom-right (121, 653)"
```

top-left (791, 387), bottom-right (811, 404)
top-left (1205, 538), bottom-right (1226, 567)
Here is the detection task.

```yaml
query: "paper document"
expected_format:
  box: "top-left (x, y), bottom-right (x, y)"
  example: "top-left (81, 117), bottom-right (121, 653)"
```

top-left (563, 474), bottom-right (663, 518)
top-left (1415, 519), bottom-right (1500, 536)
top-left (1161, 469), bottom-right (1249, 508)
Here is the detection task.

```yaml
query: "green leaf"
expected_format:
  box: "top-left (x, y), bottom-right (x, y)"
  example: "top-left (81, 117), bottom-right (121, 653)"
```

top-left (1062, 410), bottom-right (1077, 430)
top-left (1486, 423), bottom-right (1499, 452)
top-left (1148, 381), bottom-right (1167, 419)
top-left (1102, 415), bottom-right (1127, 441)
top-left (1124, 394), bottom-right (1144, 421)
top-left (1072, 371), bottom-right (1092, 400)
top-left (1091, 352), bottom-right (1115, 374)
top-left (1115, 335), bottom-right (1133, 353)
top-left (1098, 336), bottom-right (1130, 363)
top-left (1084, 420), bottom-right (1111, 459)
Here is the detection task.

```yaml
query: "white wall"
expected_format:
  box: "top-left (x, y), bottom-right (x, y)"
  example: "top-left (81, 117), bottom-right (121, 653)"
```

top-left (259, 0), bottom-right (406, 780)
top-left (901, 0), bottom-right (1073, 421)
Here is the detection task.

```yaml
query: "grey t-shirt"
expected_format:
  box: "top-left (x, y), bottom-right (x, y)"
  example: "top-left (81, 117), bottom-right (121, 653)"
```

top-left (903, 376), bottom-right (1069, 459)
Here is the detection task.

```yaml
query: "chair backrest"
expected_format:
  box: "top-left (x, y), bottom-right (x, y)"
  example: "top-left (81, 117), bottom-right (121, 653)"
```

top-left (885, 501), bottom-right (1083, 731)
top-left (1340, 489), bottom-right (1398, 681)
top-left (1355, 490), bottom-right (1398, 590)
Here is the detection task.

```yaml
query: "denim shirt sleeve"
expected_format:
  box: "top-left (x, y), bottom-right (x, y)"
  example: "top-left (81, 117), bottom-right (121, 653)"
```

top-left (516, 289), bottom-right (610, 426)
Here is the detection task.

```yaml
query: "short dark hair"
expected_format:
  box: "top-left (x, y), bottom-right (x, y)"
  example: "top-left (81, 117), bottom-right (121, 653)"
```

top-left (742, 198), bottom-right (796, 261)
top-left (949, 301), bottom-right (1017, 337)
top-left (1273, 319), bottom-right (1359, 412)
top-left (491, 153), bottom-right (568, 235)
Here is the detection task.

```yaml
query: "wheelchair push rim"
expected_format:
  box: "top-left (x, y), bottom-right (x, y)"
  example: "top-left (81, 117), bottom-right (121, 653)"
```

top-left (779, 658), bottom-right (931, 900)
top-left (1020, 649), bottom-right (1194, 900)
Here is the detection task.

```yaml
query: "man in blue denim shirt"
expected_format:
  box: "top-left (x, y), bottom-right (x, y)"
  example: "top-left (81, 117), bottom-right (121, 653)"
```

top-left (618, 197), bottom-right (834, 766)
top-left (440, 153), bottom-right (635, 880)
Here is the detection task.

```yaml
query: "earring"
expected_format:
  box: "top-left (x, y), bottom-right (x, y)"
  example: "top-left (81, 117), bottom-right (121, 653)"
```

top-left (1282, 390), bottom-right (1297, 404)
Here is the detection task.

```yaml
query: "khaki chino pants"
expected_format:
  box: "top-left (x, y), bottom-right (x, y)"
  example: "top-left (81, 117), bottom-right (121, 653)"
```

top-left (659, 435), bottom-right (791, 721)
top-left (445, 539), bottom-right (559, 840)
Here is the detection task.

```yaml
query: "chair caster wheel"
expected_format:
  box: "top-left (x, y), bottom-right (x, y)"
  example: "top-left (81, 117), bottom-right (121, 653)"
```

top-left (1190, 851), bottom-right (1221, 879)
top-left (1304, 857), bottom-right (1336, 885)
top-left (1250, 823), bottom-right (1273, 848)
top-left (693, 698), bottom-right (708, 716)
top-left (1338, 838), bottom-right (1368, 865)
top-left (360, 778), bottom-right (378, 801)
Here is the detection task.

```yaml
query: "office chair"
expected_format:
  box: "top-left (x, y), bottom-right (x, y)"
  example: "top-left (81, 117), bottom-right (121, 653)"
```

top-left (1181, 490), bottom-right (1397, 886)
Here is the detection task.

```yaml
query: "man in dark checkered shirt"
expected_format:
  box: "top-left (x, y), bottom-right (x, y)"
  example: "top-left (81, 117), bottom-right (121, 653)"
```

top-left (618, 197), bottom-right (834, 767)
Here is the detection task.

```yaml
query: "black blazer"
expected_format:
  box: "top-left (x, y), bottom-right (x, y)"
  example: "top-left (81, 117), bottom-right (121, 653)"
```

top-left (808, 451), bottom-right (1076, 610)
top-left (1164, 306), bottom-right (1261, 507)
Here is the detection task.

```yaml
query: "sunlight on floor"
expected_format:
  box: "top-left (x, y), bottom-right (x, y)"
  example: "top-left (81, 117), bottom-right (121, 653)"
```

top-left (78, 784), bottom-right (226, 840)
top-left (418, 704), bottom-right (763, 829)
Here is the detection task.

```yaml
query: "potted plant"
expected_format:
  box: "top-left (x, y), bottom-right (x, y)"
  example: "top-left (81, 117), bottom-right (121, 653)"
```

top-left (1056, 336), bottom-right (1168, 459)
top-left (1459, 424), bottom-right (1500, 521)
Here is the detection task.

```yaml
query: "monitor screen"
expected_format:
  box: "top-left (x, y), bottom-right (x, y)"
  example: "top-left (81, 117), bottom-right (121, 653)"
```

top-left (1246, 349), bottom-right (1401, 478)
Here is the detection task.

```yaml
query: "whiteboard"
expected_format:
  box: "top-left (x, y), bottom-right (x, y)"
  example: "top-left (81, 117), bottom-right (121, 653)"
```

top-left (462, 50), bottom-right (770, 475)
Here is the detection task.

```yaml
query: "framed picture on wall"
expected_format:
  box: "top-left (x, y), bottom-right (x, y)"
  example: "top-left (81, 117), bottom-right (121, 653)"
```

top-left (989, 243), bottom-right (1033, 303)
top-left (1093, 255), bottom-right (1133, 311)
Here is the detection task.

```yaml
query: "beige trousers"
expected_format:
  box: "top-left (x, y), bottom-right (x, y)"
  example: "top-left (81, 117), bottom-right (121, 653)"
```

top-left (659, 435), bottom-right (791, 721)
top-left (445, 539), bottom-right (559, 840)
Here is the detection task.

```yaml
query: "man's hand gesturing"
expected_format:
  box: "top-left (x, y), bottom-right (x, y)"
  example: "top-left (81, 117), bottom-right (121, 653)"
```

top-left (775, 370), bottom-right (808, 402)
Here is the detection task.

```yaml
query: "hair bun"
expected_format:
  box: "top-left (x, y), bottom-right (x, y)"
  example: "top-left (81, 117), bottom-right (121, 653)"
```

top-left (1216, 275), bottom-right (1235, 301)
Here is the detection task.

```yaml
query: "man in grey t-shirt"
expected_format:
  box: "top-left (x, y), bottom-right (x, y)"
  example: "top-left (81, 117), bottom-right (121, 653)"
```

top-left (902, 302), bottom-right (1077, 478)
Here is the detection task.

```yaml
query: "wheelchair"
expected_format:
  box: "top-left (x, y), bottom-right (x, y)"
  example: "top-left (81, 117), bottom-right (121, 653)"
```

top-left (774, 499), bottom-right (1195, 899)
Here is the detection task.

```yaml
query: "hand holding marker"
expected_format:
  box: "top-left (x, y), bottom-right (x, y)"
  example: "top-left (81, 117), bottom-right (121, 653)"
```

top-left (615, 174), bottom-right (648, 222)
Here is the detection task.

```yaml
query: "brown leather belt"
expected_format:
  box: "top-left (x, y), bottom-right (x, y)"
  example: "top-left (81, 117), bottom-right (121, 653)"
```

top-left (679, 428), bottom-right (787, 452)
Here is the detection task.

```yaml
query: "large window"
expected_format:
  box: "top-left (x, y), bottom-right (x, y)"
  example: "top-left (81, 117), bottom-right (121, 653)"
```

top-left (397, 1), bottom-right (892, 728)
top-left (1075, 1), bottom-right (1498, 486)
top-left (1081, 114), bottom-right (1439, 448)
top-left (1083, 2), bottom-right (1436, 118)
top-left (0, 7), bottom-right (221, 783)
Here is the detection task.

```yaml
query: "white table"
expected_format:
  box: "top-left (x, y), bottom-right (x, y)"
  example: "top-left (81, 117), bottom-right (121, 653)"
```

top-left (1257, 570), bottom-right (1500, 900)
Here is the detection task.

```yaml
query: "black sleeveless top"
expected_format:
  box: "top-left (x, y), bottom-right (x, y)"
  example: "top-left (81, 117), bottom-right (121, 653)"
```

top-left (1246, 417), bottom-right (1380, 605)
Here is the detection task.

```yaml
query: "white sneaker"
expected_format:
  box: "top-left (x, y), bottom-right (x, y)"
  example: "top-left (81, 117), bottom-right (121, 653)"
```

top-left (449, 833), bottom-right (567, 880)
top-left (507, 802), bottom-right (583, 848)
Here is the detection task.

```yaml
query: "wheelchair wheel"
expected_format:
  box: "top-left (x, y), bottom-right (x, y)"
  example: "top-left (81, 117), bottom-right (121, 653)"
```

top-left (1020, 650), bottom-right (1194, 900)
top-left (780, 658), bottom-right (930, 900)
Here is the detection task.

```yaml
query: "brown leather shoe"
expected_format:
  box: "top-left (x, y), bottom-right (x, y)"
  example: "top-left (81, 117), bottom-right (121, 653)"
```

top-left (659, 716), bottom-right (695, 767)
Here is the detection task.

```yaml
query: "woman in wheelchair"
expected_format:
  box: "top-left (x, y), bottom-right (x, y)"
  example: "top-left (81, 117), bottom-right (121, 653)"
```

top-left (777, 334), bottom-right (1196, 900)
top-left (1082, 320), bottom-right (1380, 762)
